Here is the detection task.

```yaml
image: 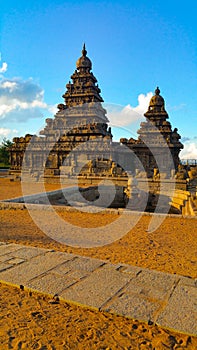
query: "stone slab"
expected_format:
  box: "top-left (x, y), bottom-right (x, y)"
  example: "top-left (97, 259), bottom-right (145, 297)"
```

top-left (8, 246), bottom-right (51, 259)
top-left (0, 262), bottom-right (14, 272)
top-left (0, 254), bottom-right (27, 265)
top-left (60, 264), bottom-right (130, 309)
top-left (27, 273), bottom-right (77, 295)
top-left (156, 284), bottom-right (197, 336)
top-left (117, 265), bottom-right (142, 277)
top-left (0, 243), bottom-right (24, 256)
top-left (0, 255), bottom-right (14, 263)
top-left (102, 293), bottom-right (162, 323)
top-left (0, 252), bottom-right (73, 285)
top-left (94, 262), bottom-right (121, 272)
top-left (50, 259), bottom-right (75, 275)
top-left (52, 256), bottom-right (104, 274)
top-left (123, 269), bottom-right (178, 300)
top-left (64, 269), bottom-right (89, 280)
top-left (7, 257), bottom-right (25, 265)
top-left (179, 276), bottom-right (197, 288)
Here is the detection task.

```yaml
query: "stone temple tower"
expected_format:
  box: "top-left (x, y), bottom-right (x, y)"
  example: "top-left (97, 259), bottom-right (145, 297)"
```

top-left (40, 43), bottom-right (112, 139)
top-left (63, 43), bottom-right (104, 106)
top-left (9, 45), bottom-right (113, 178)
top-left (121, 87), bottom-right (183, 178)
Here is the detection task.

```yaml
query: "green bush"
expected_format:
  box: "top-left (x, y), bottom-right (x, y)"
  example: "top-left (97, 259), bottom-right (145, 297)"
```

top-left (0, 138), bottom-right (13, 166)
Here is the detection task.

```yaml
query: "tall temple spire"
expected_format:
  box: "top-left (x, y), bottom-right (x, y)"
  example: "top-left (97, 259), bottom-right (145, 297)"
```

top-left (62, 45), bottom-right (103, 107)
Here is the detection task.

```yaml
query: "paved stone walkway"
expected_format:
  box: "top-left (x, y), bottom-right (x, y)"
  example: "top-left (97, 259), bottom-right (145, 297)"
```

top-left (0, 242), bottom-right (196, 336)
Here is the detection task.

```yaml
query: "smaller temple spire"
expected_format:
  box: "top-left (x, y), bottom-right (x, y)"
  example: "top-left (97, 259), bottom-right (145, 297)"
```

top-left (82, 43), bottom-right (87, 57)
top-left (145, 86), bottom-right (165, 114)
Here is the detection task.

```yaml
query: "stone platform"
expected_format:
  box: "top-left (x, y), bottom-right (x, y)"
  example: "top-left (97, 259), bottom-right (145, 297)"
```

top-left (0, 242), bottom-right (196, 336)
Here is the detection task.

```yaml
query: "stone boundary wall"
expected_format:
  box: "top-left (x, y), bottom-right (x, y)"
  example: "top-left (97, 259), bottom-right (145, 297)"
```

top-left (1, 200), bottom-right (197, 220)
top-left (1, 184), bottom-right (126, 209)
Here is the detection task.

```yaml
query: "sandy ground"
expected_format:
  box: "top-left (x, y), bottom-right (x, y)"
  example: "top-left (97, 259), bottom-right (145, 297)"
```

top-left (0, 178), bottom-right (197, 349)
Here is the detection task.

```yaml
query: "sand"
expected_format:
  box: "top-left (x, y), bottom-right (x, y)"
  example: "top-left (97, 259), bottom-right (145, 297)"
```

top-left (0, 178), bottom-right (197, 349)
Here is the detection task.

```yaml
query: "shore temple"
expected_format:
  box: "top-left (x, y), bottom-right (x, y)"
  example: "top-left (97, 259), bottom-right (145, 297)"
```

top-left (9, 44), bottom-right (183, 183)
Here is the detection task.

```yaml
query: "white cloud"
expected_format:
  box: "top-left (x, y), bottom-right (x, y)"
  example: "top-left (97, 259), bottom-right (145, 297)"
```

top-left (1, 80), bottom-right (17, 91)
top-left (0, 128), bottom-right (12, 137)
top-left (48, 104), bottom-right (58, 115)
top-left (133, 92), bottom-right (153, 115)
top-left (167, 103), bottom-right (186, 112)
top-left (0, 77), bottom-right (52, 122)
top-left (0, 128), bottom-right (18, 143)
top-left (0, 62), bottom-right (8, 73)
top-left (105, 92), bottom-right (153, 127)
top-left (180, 139), bottom-right (197, 160)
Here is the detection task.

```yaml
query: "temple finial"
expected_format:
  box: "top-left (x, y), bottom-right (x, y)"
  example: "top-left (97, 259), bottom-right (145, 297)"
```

top-left (155, 86), bottom-right (160, 95)
top-left (82, 43), bottom-right (87, 57)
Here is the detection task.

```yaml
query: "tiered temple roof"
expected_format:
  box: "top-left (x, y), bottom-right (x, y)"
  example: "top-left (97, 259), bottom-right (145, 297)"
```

top-left (63, 44), bottom-right (103, 107)
top-left (121, 87), bottom-right (183, 176)
top-left (39, 44), bottom-right (112, 140)
top-left (138, 87), bottom-right (181, 145)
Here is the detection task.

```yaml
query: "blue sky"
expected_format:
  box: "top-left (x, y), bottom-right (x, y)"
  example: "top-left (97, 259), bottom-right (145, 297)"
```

top-left (0, 0), bottom-right (197, 158)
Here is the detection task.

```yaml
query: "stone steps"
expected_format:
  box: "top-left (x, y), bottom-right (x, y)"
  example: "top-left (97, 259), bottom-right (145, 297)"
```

top-left (169, 189), bottom-right (197, 216)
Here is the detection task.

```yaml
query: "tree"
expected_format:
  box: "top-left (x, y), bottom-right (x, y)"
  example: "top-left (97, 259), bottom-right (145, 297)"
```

top-left (0, 138), bottom-right (13, 166)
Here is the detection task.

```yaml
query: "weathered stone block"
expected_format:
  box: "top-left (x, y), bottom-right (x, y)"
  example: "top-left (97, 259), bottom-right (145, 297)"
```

top-left (7, 258), bottom-right (25, 265)
top-left (0, 252), bottom-right (72, 285)
top-left (0, 262), bottom-right (14, 272)
top-left (9, 246), bottom-right (51, 260)
top-left (0, 243), bottom-right (24, 256)
top-left (102, 293), bottom-right (162, 323)
top-left (123, 269), bottom-right (178, 300)
top-left (27, 273), bottom-right (76, 295)
top-left (156, 284), bottom-right (197, 336)
top-left (178, 276), bottom-right (197, 287)
top-left (52, 256), bottom-right (104, 274)
top-left (60, 264), bottom-right (130, 309)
